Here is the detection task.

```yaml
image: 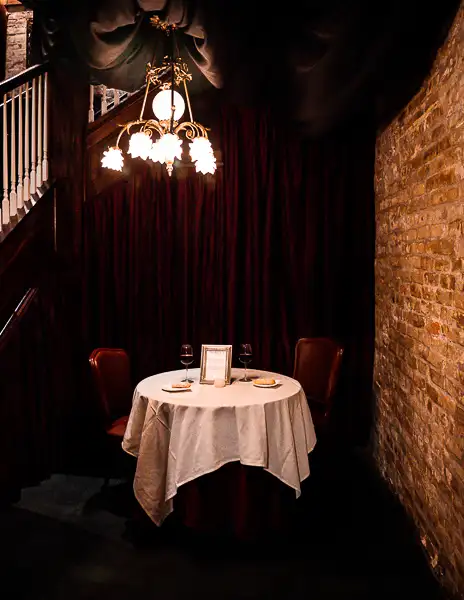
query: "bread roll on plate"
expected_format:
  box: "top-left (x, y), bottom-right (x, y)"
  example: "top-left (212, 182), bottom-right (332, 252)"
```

top-left (254, 378), bottom-right (276, 386)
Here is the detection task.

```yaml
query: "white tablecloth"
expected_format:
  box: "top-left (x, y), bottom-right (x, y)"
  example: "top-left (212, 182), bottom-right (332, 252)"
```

top-left (122, 368), bottom-right (316, 525)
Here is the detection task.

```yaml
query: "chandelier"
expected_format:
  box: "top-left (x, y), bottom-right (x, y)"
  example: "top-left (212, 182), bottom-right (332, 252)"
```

top-left (101, 19), bottom-right (216, 177)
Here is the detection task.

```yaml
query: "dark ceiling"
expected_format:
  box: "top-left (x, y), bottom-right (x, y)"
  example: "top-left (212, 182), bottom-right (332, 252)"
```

top-left (25, 0), bottom-right (461, 136)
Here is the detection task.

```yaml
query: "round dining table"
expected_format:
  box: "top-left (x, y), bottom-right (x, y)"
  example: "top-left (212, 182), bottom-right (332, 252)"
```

top-left (122, 367), bottom-right (317, 531)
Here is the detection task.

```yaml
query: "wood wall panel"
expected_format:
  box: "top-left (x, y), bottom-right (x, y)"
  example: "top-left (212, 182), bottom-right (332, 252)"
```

top-left (0, 62), bottom-right (90, 501)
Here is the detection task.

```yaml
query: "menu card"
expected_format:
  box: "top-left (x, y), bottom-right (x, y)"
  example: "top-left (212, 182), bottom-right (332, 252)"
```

top-left (200, 345), bottom-right (232, 384)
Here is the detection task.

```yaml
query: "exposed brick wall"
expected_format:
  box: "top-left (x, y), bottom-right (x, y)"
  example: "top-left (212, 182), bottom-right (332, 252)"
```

top-left (4, 7), bottom-right (33, 79)
top-left (374, 4), bottom-right (464, 597)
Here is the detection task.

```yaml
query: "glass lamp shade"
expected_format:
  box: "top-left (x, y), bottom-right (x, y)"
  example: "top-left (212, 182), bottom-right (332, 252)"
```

top-left (128, 131), bottom-right (153, 160)
top-left (149, 138), bottom-right (166, 163)
top-left (101, 147), bottom-right (124, 171)
top-left (189, 137), bottom-right (213, 163)
top-left (157, 133), bottom-right (183, 163)
top-left (152, 89), bottom-right (185, 122)
top-left (195, 153), bottom-right (217, 174)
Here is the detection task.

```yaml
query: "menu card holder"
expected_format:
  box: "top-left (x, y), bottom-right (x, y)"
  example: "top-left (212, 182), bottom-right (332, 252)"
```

top-left (200, 345), bottom-right (232, 384)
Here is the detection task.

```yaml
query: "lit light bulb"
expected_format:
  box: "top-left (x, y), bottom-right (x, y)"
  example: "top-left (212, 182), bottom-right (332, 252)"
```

top-left (149, 138), bottom-right (165, 163)
top-left (158, 133), bottom-right (183, 163)
top-left (195, 153), bottom-right (217, 175)
top-left (189, 137), bottom-right (214, 163)
top-left (128, 131), bottom-right (153, 160)
top-left (152, 89), bottom-right (185, 122)
top-left (101, 147), bottom-right (124, 171)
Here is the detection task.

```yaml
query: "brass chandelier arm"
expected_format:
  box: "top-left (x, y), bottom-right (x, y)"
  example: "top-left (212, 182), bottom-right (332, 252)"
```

top-left (115, 123), bottom-right (132, 147)
top-left (115, 119), bottom-right (208, 148)
top-left (143, 119), bottom-right (166, 138)
top-left (174, 121), bottom-right (209, 139)
top-left (115, 119), bottom-right (155, 147)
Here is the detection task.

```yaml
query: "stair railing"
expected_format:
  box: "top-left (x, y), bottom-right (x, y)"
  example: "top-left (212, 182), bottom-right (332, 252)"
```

top-left (0, 63), bottom-right (49, 238)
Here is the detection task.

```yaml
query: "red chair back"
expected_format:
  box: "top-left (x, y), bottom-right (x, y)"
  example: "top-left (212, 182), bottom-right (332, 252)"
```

top-left (89, 348), bottom-right (132, 425)
top-left (293, 337), bottom-right (344, 408)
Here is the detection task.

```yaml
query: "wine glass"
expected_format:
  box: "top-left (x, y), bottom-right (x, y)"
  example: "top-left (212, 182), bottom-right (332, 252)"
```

top-left (180, 344), bottom-right (194, 382)
top-left (239, 343), bottom-right (253, 382)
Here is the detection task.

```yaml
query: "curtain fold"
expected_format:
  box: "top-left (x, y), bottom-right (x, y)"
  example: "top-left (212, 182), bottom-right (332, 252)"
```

top-left (83, 104), bottom-right (374, 444)
top-left (25, 1), bottom-right (460, 133)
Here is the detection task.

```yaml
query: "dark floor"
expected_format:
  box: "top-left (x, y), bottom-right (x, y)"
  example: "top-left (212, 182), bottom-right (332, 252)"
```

top-left (0, 446), bottom-right (447, 600)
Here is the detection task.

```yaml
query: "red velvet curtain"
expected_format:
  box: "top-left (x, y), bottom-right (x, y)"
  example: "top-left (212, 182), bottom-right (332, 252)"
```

top-left (83, 103), bottom-right (374, 444)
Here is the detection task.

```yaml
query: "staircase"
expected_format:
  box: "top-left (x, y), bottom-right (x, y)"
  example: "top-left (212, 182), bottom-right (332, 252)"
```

top-left (0, 63), bottom-right (50, 240)
top-left (0, 64), bottom-right (123, 503)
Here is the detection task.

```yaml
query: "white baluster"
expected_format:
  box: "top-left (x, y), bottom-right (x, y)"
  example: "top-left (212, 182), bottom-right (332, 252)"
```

top-left (36, 74), bottom-right (43, 189)
top-left (17, 85), bottom-right (23, 209)
top-left (42, 72), bottom-right (48, 182)
top-left (114, 89), bottom-right (120, 107)
top-left (2, 93), bottom-right (10, 225)
top-left (101, 85), bottom-right (108, 115)
top-left (89, 85), bottom-right (95, 122)
top-left (24, 82), bottom-right (30, 203)
top-left (30, 77), bottom-right (36, 196)
top-left (9, 89), bottom-right (17, 217)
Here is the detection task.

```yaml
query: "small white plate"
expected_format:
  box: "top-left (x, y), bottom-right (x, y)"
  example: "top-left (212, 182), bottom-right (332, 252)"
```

top-left (253, 379), bottom-right (282, 388)
top-left (162, 384), bottom-right (192, 393)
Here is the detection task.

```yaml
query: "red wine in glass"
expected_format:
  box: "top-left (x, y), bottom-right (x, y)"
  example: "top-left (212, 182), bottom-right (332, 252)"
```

top-left (180, 344), bottom-right (194, 382)
top-left (239, 343), bottom-right (252, 382)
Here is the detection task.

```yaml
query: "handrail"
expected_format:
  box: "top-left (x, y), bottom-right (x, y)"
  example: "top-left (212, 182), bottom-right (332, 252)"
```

top-left (87, 85), bottom-right (149, 148)
top-left (0, 288), bottom-right (37, 349)
top-left (0, 180), bottom-right (55, 274)
top-left (0, 63), bottom-right (49, 98)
